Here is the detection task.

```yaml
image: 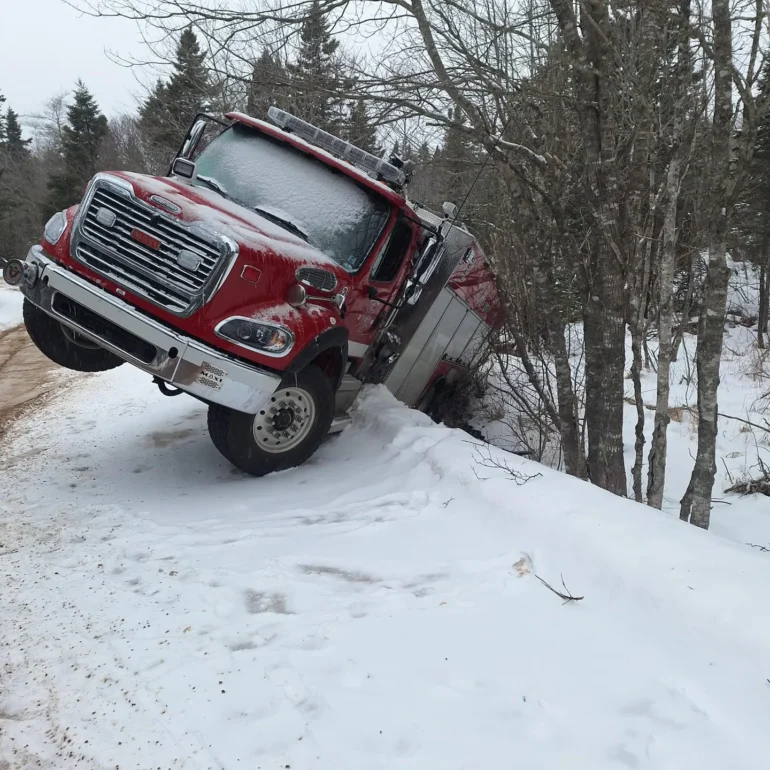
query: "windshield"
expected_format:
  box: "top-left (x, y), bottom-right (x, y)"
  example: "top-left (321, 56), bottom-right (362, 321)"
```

top-left (193, 124), bottom-right (391, 271)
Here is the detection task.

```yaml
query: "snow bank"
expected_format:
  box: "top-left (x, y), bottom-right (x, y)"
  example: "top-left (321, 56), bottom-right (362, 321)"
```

top-left (2, 368), bottom-right (770, 769)
top-left (0, 284), bottom-right (24, 331)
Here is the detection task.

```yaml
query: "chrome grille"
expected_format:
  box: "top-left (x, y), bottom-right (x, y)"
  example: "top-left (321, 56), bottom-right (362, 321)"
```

top-left (75, 184), bottom-right (224, 314)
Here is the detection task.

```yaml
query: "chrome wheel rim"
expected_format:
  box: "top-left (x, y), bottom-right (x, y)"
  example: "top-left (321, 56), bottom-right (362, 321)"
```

top-left (253, 386), bottom-right (316, 454)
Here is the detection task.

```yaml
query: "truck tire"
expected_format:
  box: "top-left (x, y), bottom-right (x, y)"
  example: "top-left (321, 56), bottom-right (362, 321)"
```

top-left (23, 299), bottom-right (124, 373)
top-left (207, 364), bottom-right (334, 476)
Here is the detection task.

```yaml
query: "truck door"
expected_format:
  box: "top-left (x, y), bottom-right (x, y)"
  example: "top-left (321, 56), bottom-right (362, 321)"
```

top-left (363, 219), bottom-right (475, 389)
top-left (344, 214), bottom-right (416, 358)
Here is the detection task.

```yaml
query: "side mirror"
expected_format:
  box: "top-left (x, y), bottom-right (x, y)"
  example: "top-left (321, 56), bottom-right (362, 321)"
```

top-left (172, 157), bottom-right (196, 179)
top-left (404, 278), bottom-right (422, 306)
top-left (181, 119), bottom-right (207, 159)
top-left (413, 236), bottom-right (443, 285)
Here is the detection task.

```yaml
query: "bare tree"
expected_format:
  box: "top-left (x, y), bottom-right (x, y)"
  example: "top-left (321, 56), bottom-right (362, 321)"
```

top-left (647, 0), bottom-right (701, 510)
top-left (680, 0), bottom-right (769, 528)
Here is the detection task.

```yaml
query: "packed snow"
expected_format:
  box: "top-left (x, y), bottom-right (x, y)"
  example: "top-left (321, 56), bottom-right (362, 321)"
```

top-left (3, 362), bottom-right (770, 769)
top-left (0, 283), bottom-right (24, 331)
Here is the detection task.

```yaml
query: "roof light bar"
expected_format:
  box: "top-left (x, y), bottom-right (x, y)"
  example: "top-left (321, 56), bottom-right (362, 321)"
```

top-left (267, 106), bottom-right (406, 188)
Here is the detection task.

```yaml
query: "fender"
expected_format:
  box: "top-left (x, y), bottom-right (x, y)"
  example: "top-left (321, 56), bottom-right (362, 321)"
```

top-left (286, 326), bottom-right (349, 390)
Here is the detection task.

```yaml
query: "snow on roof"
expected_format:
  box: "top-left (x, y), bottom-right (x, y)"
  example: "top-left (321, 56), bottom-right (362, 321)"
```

top-left (226, 112), bottom-right (407, 206)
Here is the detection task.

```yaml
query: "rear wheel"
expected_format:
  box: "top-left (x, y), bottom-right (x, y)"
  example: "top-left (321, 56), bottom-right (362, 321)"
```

top-left (207, 364), bottom-right (334, 476)
top-left (23, 299), bottom-right (124, 373)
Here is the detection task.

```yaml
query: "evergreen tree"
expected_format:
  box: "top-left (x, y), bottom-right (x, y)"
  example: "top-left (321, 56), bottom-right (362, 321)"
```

top-left (246, 50), bottom-right (290, 119)
top-left (735, 58), bottom-right (770, 345)
top-left (344, 100), bottom-right (380, 154)
top-left (0, 91), bottom-right (6, 143)
top-left (5, 109), bottom-right (31, 159)
top-left (0, 100), bottom-right (37, 258)
top-left (289, 0), bottom-right (346, 132)
top-left (140, 28), bottom-right (210, 163)
top-left (45, 81), bottom-right (108, 216)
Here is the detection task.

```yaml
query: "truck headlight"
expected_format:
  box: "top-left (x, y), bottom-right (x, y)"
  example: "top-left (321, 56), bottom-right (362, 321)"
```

top-left (216, 317), bottom-right (294, 355)
top-left (44, 211), bottom-right (67, 245)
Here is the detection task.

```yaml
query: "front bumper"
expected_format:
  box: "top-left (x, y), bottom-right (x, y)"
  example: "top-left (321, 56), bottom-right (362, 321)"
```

top-left (18, 246), bottom-right (281, 414)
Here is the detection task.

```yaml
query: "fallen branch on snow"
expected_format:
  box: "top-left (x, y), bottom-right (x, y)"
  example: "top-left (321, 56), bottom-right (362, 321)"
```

top-left (725, 477), bottom-right (770, 497)
top-left (470, 442), bottom-right (542, 485)
top-left (535, 573), bottom-right (584, 604)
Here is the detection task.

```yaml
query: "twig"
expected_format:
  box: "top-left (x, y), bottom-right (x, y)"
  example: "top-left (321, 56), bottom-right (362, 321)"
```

top-left (717, 411), bottom-right (770, 433)
top-left (535, 573), bottom-right (584, 604)
top-left (747, 543), bottom-right (770, 552)
top-left (721, 457), bottom-right (735, 486)
top-left (442, 497), bottom-right (454, 508)
top-left (470, 442), bottom-right (543, 485)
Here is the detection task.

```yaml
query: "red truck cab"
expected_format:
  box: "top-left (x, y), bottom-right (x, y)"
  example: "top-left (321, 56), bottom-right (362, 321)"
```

top-left (5, 108), bottom-right (500, 475)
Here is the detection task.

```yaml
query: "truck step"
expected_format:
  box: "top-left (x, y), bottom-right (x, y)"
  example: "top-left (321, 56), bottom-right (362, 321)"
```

top-left (329, 414), bottom-right (352, 434)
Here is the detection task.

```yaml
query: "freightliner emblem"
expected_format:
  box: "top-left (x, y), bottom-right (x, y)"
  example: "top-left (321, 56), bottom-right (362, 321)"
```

top-left (149, 195), bottom-right (181, 214)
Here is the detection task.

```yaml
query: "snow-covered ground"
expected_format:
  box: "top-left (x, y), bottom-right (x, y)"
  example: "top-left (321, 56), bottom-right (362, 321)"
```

top-left (622, 259), bottom-right (770, 545)
top-left (0, 283), bottom-right (24, 331)
top-left (3, 363), bottom-right (770, 769)
top-left (477, 259), bottom-right (770, 550)
top-left (3, 261), bottom-right (770, 768)
top-left (622, 322), bottom-right (770, 548)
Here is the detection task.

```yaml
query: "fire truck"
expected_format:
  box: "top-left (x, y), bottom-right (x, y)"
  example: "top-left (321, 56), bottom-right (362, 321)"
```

top-left (4, 108), bottom-right (500, 476)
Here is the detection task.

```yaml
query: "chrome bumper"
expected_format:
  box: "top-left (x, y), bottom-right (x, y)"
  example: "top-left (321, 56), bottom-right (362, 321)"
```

top-left (19, 246), bottom-right (281, 414)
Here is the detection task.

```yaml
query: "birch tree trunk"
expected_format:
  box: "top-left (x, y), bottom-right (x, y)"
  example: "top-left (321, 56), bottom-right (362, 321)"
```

top-left (626, 4), bottom-right (659, 503)
top-left (647, 0), bottom-right (692, 510)
top-left (647, 155), bottom-right (683, 509)
top-left (680, 0), bottom-right (733, 529)
top-left (549, 320), bottom-right (586, 478)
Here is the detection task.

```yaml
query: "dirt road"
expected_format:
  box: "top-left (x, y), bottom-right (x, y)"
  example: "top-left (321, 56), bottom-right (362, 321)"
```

top-left (0, 323), bottom-right (75, 441)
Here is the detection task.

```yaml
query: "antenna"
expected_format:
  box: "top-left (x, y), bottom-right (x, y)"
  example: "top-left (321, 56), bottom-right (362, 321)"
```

top-left (441, 114), bottom-right (516, 233)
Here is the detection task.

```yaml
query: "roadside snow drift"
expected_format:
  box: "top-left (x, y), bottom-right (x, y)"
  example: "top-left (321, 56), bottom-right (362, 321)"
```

top-left (2, 366), bottom-right (770, 770)
top-left (0, 284), bottom-right (24, 331)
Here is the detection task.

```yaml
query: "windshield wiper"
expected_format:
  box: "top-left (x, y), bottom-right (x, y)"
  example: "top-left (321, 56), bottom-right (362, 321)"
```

top-left (253, 206), bottom-right (309, 242)
top-left (195, 175), bottom-right (230, 199)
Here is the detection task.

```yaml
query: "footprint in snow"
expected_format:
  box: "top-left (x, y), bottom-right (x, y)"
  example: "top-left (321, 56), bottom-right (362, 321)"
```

top-left (244, 589), bottom-right (292, 615)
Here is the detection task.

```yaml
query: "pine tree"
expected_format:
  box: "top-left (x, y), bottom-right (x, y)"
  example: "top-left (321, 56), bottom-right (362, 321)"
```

top-left (140, 28), bottom-right (210, 163)
top-left (0, 100), bottom-right (37, 258)
top-left (289, 0), bottom-right (346, 132)
top-left (5, 109), bottom-right (31, 159)
top-left (247, 50), bottom-right (290, 119)
top-left (344, 100), bottom-right (380, 154)
top-left (45, 81), bottom-right (108, 216)
top-left (0, 91), bottom-right (6, 143)
top-left (736, 58), bottom-right (770, 345)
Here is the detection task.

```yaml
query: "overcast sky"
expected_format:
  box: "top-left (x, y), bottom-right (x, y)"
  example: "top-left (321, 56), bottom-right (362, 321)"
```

top-left (1, 0), bottom-right (152, 122)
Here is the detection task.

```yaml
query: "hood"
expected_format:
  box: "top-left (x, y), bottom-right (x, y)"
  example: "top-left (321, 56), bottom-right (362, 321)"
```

top-left (111, 171), bottom-right (351, 284)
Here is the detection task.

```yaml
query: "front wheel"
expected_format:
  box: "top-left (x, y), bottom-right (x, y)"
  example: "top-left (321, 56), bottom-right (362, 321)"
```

top-left (207, 364), bottom-right (334, 476)
top-left (23, 299), bottom-right (124, 373)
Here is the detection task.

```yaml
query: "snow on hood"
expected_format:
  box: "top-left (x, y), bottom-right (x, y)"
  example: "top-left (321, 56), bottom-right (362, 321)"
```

top-left (112, 172), bottom-right (342, 272)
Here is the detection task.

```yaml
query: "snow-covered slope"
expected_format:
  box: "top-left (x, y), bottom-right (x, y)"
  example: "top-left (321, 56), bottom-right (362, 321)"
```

top-left (474, 259), bottom-right (770, 550)
top-left (2, 367), bottom-right (770, 769)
